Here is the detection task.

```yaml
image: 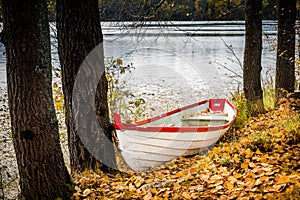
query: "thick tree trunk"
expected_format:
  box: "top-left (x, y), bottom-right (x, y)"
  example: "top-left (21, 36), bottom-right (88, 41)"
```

top-left (243, 0), bottom-right (265, 116)
top-left (275, 0), bottom-right (296, 102)
top-left (57, 0), bottom-right (117, 173)
top-left (1, 0), bottom-right (71, 199)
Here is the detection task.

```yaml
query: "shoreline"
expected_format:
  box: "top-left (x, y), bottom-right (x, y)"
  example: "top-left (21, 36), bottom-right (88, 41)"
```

top-left (0, 86), bottom-right (70, 199)
top-left (0, 86), bottom-right (19, 199)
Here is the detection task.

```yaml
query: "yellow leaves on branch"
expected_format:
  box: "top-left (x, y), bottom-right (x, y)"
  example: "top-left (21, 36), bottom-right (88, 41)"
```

top-left (115, 59), bottom-right (123, 66)
top-left (55, 101), bottom-right (63, 111)
top-left (52, 82), bottom-right (64, 113)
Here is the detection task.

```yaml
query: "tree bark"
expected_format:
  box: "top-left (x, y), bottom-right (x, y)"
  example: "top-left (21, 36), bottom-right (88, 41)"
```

top-left (243, 0), bottom-right (265, 116)
top-left (275, 0), bottom-right (296, 102)
top-left (0, 0), bottom-right (71, 199)
top-left (57, 0), bottom-right (117, 173)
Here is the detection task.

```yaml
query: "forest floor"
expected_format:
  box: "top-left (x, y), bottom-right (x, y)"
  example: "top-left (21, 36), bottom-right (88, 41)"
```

top-left (1, 86), bottom-right (300, 199)
top-left (72, 99), bottom-right (300, 199)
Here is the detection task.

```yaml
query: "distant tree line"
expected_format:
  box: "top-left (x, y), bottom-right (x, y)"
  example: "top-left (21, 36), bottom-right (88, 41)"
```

top-left (98, 0), bottom-right (282, 21)
top-left (5, 0), bottom-right (297, 22)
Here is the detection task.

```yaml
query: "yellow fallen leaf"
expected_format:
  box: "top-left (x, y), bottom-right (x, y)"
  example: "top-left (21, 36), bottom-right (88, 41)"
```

top-left (200, 174), bottom-right (210, 181)
top-left (143, 191), bottom-right (152, 200)
top-left (276, 175), bottom-right (290, 184)
top-left (134, 177), bottom-right (144, 188)
top-left (259, 176), bottom-right (268, 182)
top-left (233, 143), bottom-right (241, 151)
top-left (123, 191), bottom-right (132, 199)
top-left (82, 188), bottom-right (91, 197)
top-left (212, 147), bottom-right (220, 154)
top-left (189, 167), bottom-right (198, 175)
top-left (173, 183), bottom-right (181, 190)
top-left (223, 181), bottom-right (234, 190)
top-left (244, 148), bottom-right (253, 158)
top-left (150, 188), bottom-right (157, 194)
top-left (228, 176), bottom-right (237, 183)
top-left (245, 177), bottom-right (254, 184)
top-left (241, 162), bottom-right (248, 169)
top-left (182, 191), bottom-right (191, 199)
top-left (74, 186), bottom-right (81, 192)
top-left (272, 184), bottom-right (283, 192)
top-left (247, 173), bottom-right (256, 179)
top-left (233, 173), bottom-right (242, 179)
top-left (249, 162), bottom-right (256, 168)
top-left (145, 178), bottom-right (154, 184)
top-left (255, 178), bottom-right (263, 186)
top-left (225, 146), bottom-right (233, 154)
top-left (128, 183), bottom-right (136, 192)
top-left (255, 149), bottom-right (262, 154)
top-left (223, 142), bottom-right (230, 147)
top-left (285, 187), bottom-right (294, 194)
top-left (175, 171), bottom-right (185, 178)
top-left (233, 154), bottom-right (240, 162)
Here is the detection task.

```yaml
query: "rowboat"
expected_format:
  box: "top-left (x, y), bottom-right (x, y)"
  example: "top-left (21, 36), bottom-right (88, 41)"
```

top-left (114, 99), bottom-right (237, 171)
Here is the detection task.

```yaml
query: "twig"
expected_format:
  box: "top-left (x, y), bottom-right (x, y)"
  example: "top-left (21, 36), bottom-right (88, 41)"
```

top-left (220, 37), bottom-right (243, 70)
top-left (214, 61), bottom-right (242, 80)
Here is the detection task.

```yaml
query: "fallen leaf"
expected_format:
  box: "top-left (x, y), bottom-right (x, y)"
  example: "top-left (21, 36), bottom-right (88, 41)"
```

top-left (173, 183), bottom-right (181, 190)
top-left (223, 181), bottom-right (234, 190)
top-left (175, 171), bottom-right (185, 178)
top-left (74, 186), bottom-right (81, 192)
top-left (241, 162), bottom-right (248, 169)
top-left (245, 148), bottom-right (253, 158)
top-left (248, 162), bottom-right (256, 168)
top-left (189, 167), bottom-right (198, 174)
top-left (276, 175), bottom-right (290, 184)
top-left (233, 173), bottom-right (242, 179)
top-left (143, 191), bottom-right (152, 200)
top-left (182, 191), bottom-right (191, 199)
top-left (134, 177), bottom-right (144, 188)
top-left (255, 149), bottom-right (262, 154)
top-left (82, 189), bottom-right (91, 197)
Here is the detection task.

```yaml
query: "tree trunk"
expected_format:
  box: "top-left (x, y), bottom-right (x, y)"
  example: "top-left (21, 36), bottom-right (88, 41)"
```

top-left (243, 0), bottom-right (265, 116)
top-left (57, 0), bottom-right (117, 173)
top-left (0, 0), bottom-right (71, 199)
top-left (275, 0), bottom-right (296, 102)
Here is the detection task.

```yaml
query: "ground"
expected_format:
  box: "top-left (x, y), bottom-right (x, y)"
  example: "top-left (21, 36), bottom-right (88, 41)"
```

top-left (1, 86), bottom-right (300, 199)
top-left (71, 99), bottom-right (300, 200)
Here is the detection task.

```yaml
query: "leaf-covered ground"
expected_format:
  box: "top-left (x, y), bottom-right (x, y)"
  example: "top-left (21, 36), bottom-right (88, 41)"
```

top-left (72, 101), bottom-right (300, 200)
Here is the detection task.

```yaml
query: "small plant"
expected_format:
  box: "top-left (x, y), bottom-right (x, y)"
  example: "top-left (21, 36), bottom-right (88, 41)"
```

top-left (229, 78), bottom-right (276, 130)
top-left (230, 92), bottom-right (248, 129)
top-left (52, 66), bottom-right (64, 116)
top-left (105, 57), bottom-right (147, 122)
top-left (250, 132), bottom-right (273, 152)
top-left (262, 68), bottom-right (275, 111)
top-left (51, 58), bottom-right (148, 123)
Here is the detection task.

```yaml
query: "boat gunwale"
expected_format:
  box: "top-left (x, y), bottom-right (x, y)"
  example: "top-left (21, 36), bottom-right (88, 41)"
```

top-left (114, 98), bottom-right (237, 132)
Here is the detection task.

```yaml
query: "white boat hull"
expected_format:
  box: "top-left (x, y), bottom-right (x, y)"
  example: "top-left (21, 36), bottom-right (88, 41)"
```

top-left (114, 99), bottom-right (236, 171)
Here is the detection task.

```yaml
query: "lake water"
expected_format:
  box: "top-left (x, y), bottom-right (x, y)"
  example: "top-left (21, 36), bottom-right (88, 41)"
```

top-left (101, 21), bottom-right (278, 113)
top-left (0, 21), bottom-right (278, 114)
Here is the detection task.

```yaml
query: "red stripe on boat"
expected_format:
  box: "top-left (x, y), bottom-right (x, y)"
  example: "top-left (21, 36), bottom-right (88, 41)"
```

top-left (113, 99), bottom-right (237, 133)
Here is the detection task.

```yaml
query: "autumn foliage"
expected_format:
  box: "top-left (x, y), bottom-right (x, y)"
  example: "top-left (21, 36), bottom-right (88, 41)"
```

top-left (71, 99), bottom-right (300, 199)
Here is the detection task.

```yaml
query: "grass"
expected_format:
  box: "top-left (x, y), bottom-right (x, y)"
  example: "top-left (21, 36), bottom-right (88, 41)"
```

top-left (230, 85), bottom-right (275, 130)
